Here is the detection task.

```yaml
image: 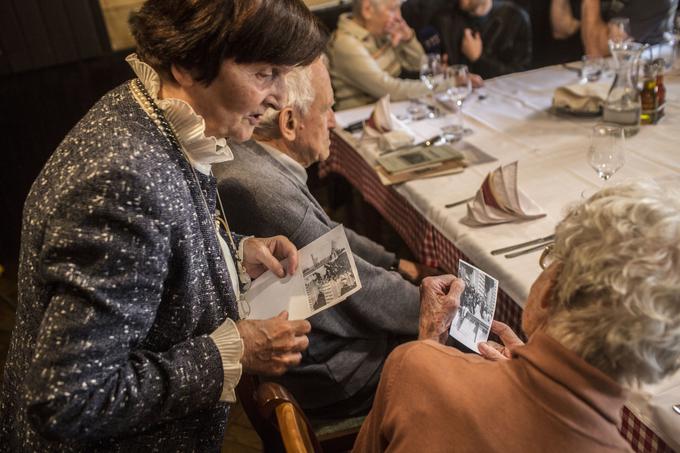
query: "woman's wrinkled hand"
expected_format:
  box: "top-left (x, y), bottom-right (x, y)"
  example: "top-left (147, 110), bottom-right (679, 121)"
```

top-left (242, 235), bottom-right (298, 279)
top-left (237, 311), bottom-right (311, 376)
top-left (418, 276), bottom-right (465, 344)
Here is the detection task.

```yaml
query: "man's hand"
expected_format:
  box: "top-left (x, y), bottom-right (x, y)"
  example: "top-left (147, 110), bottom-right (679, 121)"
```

top-left (237, 311), bottom-right (311, 376)
top-left (386, 15), bottom-right (414, 47)
top-left (477, 321), bottom-right (525, 361)
top-left (397, 259), bottom-right (440, 284)
top-left (581, 0), bottom-right (610, 56)
top-left (418, 276), bottom-right (465, 343)
top-left (550, 0), bottom-right (581, 40)
top-left (461, 28), bottom-right (483, 62)
top-left (470, 73), bottom-right (484, 88)
top-left (242, 236), bottom-right (298, 279)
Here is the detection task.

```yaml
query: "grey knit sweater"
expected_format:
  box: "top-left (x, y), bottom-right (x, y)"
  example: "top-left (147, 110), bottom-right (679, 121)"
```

top-left (0, 82), bottom-right (240, 452)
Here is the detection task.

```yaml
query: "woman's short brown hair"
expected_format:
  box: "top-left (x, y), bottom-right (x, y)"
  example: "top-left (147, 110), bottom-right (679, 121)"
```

top-left (130, 0), bottom-right (328, 84)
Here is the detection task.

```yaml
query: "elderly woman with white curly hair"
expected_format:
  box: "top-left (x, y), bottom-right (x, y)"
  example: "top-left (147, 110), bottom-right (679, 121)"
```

top-left (353, 181), bottom-right (680, 453)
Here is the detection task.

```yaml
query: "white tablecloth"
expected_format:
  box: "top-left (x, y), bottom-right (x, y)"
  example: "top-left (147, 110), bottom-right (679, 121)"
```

top-left (335, 64), bottom-right (680, 449)
top-left (337, 66), bottom-right (680, 305)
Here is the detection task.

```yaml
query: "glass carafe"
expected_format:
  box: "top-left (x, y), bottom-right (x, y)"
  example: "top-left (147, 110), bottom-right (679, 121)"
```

top-left (603, 41), bottom-right (646, 137)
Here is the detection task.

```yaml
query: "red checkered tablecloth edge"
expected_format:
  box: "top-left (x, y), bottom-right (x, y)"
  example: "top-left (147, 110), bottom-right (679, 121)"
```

top-left (321, 133), bottom-right (523, 335)
top-left (621, 407), bottom-right (676, 453)
top-left (319, 131), bottom-right (675, 453)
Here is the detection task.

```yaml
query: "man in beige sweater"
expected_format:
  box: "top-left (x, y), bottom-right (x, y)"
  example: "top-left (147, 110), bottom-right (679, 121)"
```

top-left (354, 182), bottom-right (680, 452)
top-left (327, 0), bottom-right (430, 110)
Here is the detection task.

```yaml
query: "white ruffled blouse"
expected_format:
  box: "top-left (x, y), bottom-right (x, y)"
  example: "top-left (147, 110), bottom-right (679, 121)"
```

top-left (127, 54), bottom-right (243, 403)
top-left (126, 53), bottom-right (234, 175)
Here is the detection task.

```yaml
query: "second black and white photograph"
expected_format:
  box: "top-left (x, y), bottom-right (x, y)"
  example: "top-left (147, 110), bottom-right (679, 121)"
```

top-left (449, 260), bottom-right (499, 353)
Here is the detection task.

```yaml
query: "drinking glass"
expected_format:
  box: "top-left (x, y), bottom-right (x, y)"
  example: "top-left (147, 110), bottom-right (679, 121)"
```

top-left (420, 53), bottom-right (443, 90)
top-left (441, 64), bottom-right (472, 141)
top-left (418, 53), bottom-right (444, 117)
top-left (588, 123), bottom-right (625, 183)
top-left (608, 17), bottom-right (632, 48)
top-left (581, 55), bottom-right (603, 82)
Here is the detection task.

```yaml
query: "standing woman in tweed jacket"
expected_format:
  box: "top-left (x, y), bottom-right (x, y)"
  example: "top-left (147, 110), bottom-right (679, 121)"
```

top-left (0, 1), bottom-right (327, 451)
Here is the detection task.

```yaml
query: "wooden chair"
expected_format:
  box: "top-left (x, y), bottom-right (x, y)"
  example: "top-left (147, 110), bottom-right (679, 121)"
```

top-left (237, 374), bottom-right (364, 453)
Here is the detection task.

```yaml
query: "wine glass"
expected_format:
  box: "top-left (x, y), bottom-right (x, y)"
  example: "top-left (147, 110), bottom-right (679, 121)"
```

top-left (580, 55), bottom-right (603, 82)
top-left (608, 17), bottom-right (632, 49)
top-left (588, 123), bottom-right (625, 183)
top-left (418, 53), bottom-right (444, 117)
top-left (441, 64), bottom-right (472, 141)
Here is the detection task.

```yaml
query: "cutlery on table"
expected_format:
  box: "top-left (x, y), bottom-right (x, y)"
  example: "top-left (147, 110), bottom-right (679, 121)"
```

top-left (343, 120), bottom-right (365, 133)
top-left (445, 196), bottom-right (474, 208)
top-left (504, 242), bottom-right (553, 259)
top-left (673, 404), bottom-right (680, 415)
top-left (490, 234), bottom-right (556, 256)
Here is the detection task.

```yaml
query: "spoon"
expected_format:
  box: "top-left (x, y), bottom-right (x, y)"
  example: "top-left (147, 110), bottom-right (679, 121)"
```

top-left (673, 404), bottom-right (680, 415)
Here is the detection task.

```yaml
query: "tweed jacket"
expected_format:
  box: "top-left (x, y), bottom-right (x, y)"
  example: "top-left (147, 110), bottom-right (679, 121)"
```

top-left (0, 82), bottom-right (240, 452)
top-left (213, 140), bottom-right (420, 417)
top-left (327, 13), bottom-right (429, 111)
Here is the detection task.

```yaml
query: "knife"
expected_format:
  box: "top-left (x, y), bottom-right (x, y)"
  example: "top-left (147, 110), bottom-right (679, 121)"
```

top-left (505, 241), bottom-right (553, 259)
top-left (491, 234), bottom-right (556, 256)
top-left (343, 120), bottom-right (365, 133)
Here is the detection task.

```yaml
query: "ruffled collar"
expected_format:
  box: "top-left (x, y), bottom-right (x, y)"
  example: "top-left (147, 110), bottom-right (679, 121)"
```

top-left (126, 53), bottom-right (233, 175)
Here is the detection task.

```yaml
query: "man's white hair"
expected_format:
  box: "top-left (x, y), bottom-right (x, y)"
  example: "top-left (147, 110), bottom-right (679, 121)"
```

top-left (352, 0), bottom-right (384, 19)
top-left (546, 181), bottom-right (680, 385)
top-left (255, 55), bottom-right (328, 139)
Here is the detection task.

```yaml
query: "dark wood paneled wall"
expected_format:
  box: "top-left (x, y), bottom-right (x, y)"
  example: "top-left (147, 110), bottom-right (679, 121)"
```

top-left (0, 0), bottom-right (110, 75)
top-left (0, 52), bottom-right (134, 263)
top-left (0, 0), bottom-right (126, 264)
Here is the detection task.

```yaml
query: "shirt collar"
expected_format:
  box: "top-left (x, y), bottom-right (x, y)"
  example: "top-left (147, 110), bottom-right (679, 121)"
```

top-left (257, 141), bottom-right (308, 184)
top-left (513, 331), bottom-right (628, 425)
top-left (126, 53), bottom-right (233, 175)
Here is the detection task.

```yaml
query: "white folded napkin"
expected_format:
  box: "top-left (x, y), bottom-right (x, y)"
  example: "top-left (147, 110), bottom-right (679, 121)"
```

top-left (462, 161), bottom-right (546, 226)
top-left (361, 95), bottom-right (414, 151)
top-left (552, 82), bottom-right (610, 113)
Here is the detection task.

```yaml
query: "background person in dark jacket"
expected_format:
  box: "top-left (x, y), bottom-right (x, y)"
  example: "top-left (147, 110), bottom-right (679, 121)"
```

top-left (402, 0), bottom-right (533, 78)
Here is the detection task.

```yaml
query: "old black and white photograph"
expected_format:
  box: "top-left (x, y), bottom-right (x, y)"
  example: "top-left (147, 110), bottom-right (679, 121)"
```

top-left (449, 260), bottom-right (499, 353)
top-left (301, 225), bottom-right (362, 314)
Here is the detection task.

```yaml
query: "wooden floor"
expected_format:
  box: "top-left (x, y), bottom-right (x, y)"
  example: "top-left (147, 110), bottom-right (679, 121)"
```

top-left (223, 403), bottom-right (262, 453)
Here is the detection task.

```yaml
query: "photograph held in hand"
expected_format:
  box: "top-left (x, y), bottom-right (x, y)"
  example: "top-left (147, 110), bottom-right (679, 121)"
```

top-left (449, 260), bottom-right (499, 352)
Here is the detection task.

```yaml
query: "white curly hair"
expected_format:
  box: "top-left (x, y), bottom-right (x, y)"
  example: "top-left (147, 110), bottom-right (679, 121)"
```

top-left (545, 181), bottom-right (680, 385)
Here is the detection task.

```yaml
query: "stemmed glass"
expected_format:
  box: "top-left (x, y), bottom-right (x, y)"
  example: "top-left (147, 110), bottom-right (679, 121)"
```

top-left (441, 64), bottom-right (472, 141)
top-left (608, 17), bottom-right (632, 48)
top-left (419, 53), bottom-right (444, 117)
top-left (587, 123), bottom-right (625, 184)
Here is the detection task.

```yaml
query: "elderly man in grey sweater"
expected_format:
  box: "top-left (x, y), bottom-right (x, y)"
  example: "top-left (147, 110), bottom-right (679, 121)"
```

top-left (213, 58), bottom-right (432, 418)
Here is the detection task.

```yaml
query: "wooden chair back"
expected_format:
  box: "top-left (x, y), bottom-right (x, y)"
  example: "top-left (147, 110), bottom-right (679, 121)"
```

top-left (237, 374), bottom-right (363, 453)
